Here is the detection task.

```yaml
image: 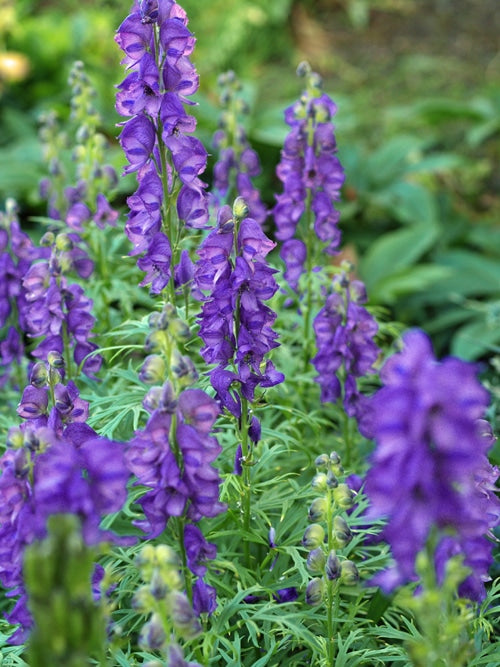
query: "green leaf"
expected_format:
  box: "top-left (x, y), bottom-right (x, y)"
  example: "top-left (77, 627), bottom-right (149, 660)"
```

top-left (361, 221), bottom-right (440, 290)
top-left (375, 180), bottom-right (438, 225)
top-left (451, 316), bottom-right (500, 360)
top-left (369, 265), bottom-right (453, 304)
top-left (364, 135), bottom-right (425, 187)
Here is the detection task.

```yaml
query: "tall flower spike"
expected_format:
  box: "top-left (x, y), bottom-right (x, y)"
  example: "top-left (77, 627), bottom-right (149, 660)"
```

top-left (195, 199), bottom-right (284, 420)
top-left (211, 71), bottom-right (267, 225)
top-left (363, 329), bottom-right (500, 600)
top-left (312, 265), bottom-right (379, 420)
top-left (273, 62), bottom-right (344, 291)
top-left (116, 0), bottom-right (209, 294)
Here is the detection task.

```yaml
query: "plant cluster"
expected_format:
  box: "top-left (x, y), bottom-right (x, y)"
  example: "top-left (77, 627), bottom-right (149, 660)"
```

top-left (0, 1), bottom-right (499, 665)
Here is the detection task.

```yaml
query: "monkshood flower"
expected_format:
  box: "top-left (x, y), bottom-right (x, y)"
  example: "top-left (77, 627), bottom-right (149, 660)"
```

top-left (273, 62), bottom-right (344, 290)
top-left (211, 71), bottom-right (267, 224)
top-left (0, 377), bottom-right (131, 643)
top-left (0, 200), bottom-right (48, 385)
top-left (126, 385), bottom-right (225, 536)
top-left (195, 201), bottom-right (284, 420)
top-left (20, 235), bottom-right (101, 378)
top-left (312, 266), bottom-right (379, 419)
top-left (116, 0), bottom-right (209, 294)
top-left (363, 329), bottom-right (500, 600)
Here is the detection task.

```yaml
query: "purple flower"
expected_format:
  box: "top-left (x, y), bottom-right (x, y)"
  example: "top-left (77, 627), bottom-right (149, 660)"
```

top-left (192, 578), bottom-right (217, 616)
top-left (115, 1), bottom-right (209, 288)
top-left (312, 270), bottom-right (379, 418)
top-left (364, 329), bottom-right (500, 599)
top-left (126, 386), bottom-right (225, 537)
top-left (273, 64), bottom-right (344, 290)
top-left (184, 524), bottom-right (217, 577)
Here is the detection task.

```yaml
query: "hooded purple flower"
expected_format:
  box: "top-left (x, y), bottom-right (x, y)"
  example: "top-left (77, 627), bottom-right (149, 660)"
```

top-left (126, 386), bottom-right (225, 537)
top-left (273, 63), bottom-right (344, 291)
top-left (363, 329), bottom-right (500, 599)
top-left (116, 0), bottom-right (209, 290)
top-left (195, 204), bottom-right (284, 419)
top-left (312, 269), bottom-right (379, 419)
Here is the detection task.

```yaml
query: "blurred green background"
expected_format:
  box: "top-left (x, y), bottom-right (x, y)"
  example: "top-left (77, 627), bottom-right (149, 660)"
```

top-left (1, 0), bottom-right (499, 364)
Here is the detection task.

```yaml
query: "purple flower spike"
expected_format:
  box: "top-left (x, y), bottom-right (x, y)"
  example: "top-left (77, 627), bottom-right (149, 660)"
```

top-left (273, 64), bottom-right (345, 290)
top-left (137, 232), bottom-right (172, 294)
top-left (364, 329), bottom-right (500, 600)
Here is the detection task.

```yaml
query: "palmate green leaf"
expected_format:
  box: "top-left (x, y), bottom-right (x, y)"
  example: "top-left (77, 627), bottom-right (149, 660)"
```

top-left (361, 220), bottom-right (440, 291)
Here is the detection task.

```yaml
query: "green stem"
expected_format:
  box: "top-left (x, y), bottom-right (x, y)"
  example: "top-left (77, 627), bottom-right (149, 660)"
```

top-left (239, 396), bottom-right (252, 565)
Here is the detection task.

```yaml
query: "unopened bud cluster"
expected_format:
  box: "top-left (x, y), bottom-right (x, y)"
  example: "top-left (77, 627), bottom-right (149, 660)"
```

top-left (302, 452), bottom-right (360, 606)
top-left (140, 303), bottom-right (198, 400)
top-left (133, 544), bottom-right (202, 654)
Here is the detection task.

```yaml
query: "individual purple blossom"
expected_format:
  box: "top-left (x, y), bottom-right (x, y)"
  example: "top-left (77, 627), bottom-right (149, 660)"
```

top-left (116, 0), bottom-right (209, 293)
top-left (312, 268), bottom-right (379, 419)
top-left (363, 329), bottom-right (500, 600)
top-left (273, 62), bottom-right (344, 291)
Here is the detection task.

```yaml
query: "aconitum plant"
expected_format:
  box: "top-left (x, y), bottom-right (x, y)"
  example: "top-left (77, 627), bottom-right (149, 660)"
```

top-left (0, 1), bottom-right (499, 665)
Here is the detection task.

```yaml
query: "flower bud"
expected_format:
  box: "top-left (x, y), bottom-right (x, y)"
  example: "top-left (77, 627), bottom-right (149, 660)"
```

top-left (333, 515), bottom-right (353, 548)
top-left (326, 471), bottom-right (339, 489)
top-left (306, 547), bottom-right (326, 574)
top-left (333, 483), bottom-right (354, 509)
top-left (30, 362), bottom-right (48, 388)
top-left (144, 329), bottom-right (166, 353)
top-left (308, 497), bottom-right (327, 522)
top-left (142, 386), bottom-right (162, 413)
top-left (169, 318), bottom-right (190, 341)
top-left (168, 591), bottom-right (202, 639)
top-left (55, 232), bottom-right (74, 252)
top-left (311, 472), bottom-right (327, 492)
top-left (40, 231), bottom-right (55, 247)
top-left (140, 612), bottom-right (166, 650)
top-left (47, 350), bottom-right (65, 369)
top-left (325, 550), bottom-right (341, 580)
top-left (150, 569), bottom-right (168, 600)
top-left (305, 577), bottom-right (324, 606)
top-left (314, 453), bottom-right (330, 469)
top-left (232, 196), bottom-right (249, 221)
top-left (139, 355), bottom-right (165, 385)
top-left (6, 426), bottom-right (24, 449)
top-left (340, 560), bottom-right (360, 586)
top-left (302, 524), bottom-right (325, 550)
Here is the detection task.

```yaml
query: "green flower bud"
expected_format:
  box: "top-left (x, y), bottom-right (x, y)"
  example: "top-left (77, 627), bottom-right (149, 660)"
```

top-left (302, 523), bottom-right (325, 550)
top-left (143, 386), bottom-right (162, 412)
top-left (306, 547), bottom-right (326, 574)
top-left (6, 427), bottom-right (24, 449)
top-left (326, 471), bottom-right (339, 488)
top-left (325, 550), bottom-right (341, 580)
top-left (132, 585), bottom-right (154, 613)
top-left (170, 318), bottom-right (191, 341)
top-left (333, 515), bottom-right (353, 548)
top-left (232, 196), bottom-right (249, 220)
top-left (47, 350), bottom-right (65, 368)
top-left (30, 362), bottom-right (48, 388)
top-left (305, 577), bottom-right (325, 606)
top-left (144, 329), bottom-right (167, 353)
top-left (314, 453), bottom-right (330, 470)
top-left (55, 232), bottom-right (74, 252)
top-left (40, 231), bottom-right (55, 247)
top-left (340, 560), bottom-right (360, 586)
top-left (333, 483), bottom-right (354, 509)
top-left (308, 497), bottom-right (327, 522)
top-left (139, 355), bottom-right (166, 385)
top-left (311, 472), bottom-right (328, 491)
